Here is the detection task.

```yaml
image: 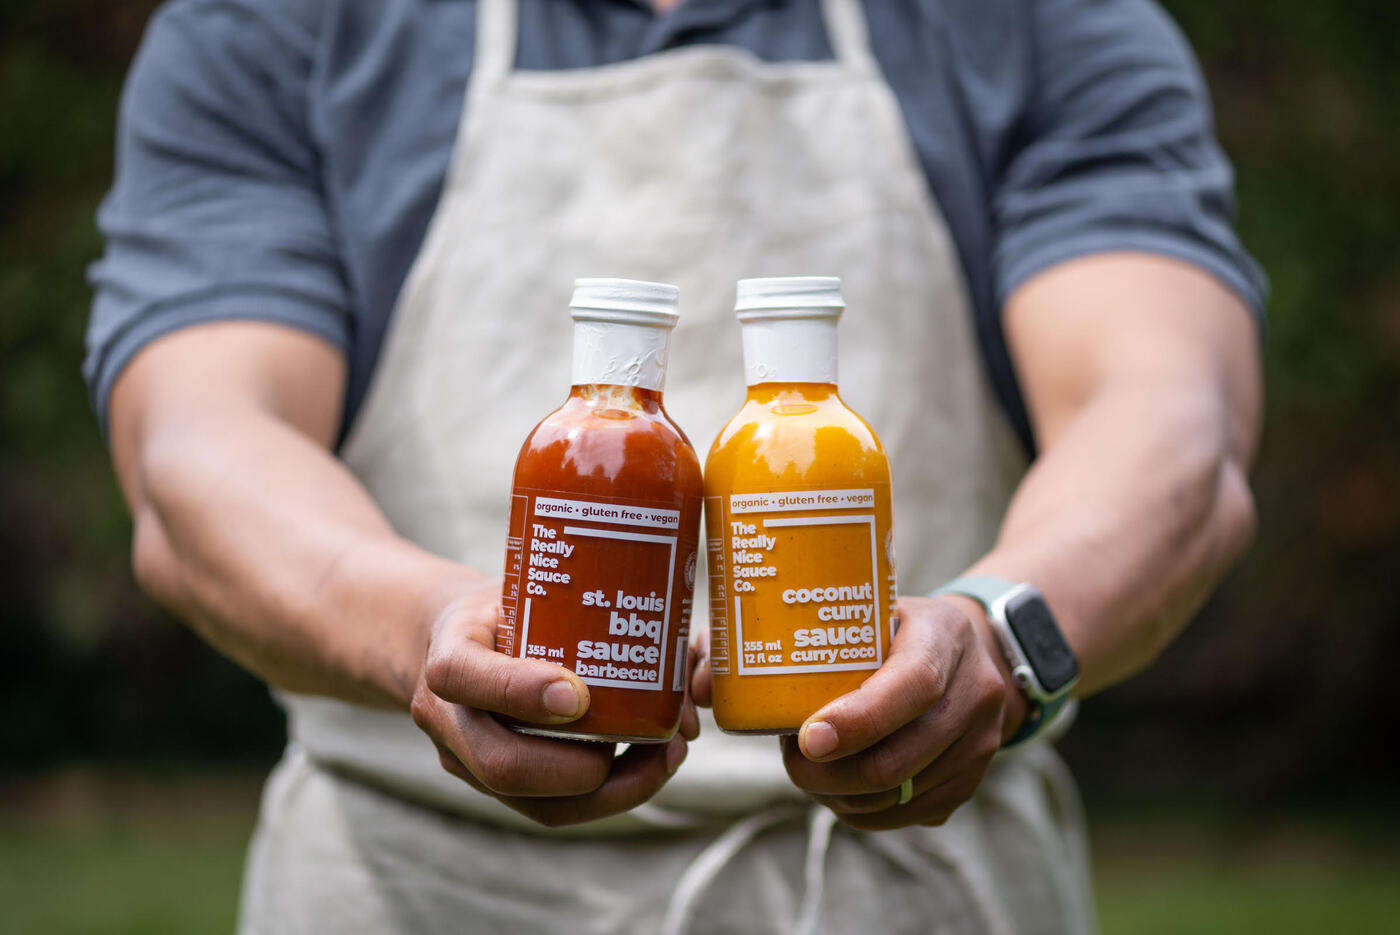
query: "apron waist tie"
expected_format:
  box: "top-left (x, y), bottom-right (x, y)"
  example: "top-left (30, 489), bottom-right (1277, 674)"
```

top-left (863, 826), bottom-right (1019, 935)
top-left (794, 805), bottom-right (839, 935)
top-left (659, 803), bottom-right (838, 935)
top-left (660, 800), bottom-right (1026, 935)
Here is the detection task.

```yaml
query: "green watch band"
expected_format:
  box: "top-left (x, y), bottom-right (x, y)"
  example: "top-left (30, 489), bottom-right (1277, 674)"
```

top-left (932, 575), bottom-right (1077, 747)
top-left (933, 574), bottom-right (1020, 609)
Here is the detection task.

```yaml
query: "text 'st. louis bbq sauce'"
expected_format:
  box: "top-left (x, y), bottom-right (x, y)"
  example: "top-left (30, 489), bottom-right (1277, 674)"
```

top-left (705, 277), bottom-right (897, 734)
top-left (497, 279), bottom-right (703, 743)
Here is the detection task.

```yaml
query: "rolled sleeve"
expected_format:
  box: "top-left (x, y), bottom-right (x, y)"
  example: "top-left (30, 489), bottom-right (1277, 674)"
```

top-left (992, 0), bottom-right (1267, 317)
top-left (84, 0), bottom-right (350, 431)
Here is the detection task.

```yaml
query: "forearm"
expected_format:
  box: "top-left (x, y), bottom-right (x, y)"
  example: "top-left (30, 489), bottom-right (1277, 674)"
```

top-left (110, 323), bottom-right (488, 709)
top-left (967, 378), bottom-right (1255, 694)
top-left (130, 405), bottom-right (483, 707)
top-left (977, 253), bottom-right (1262, 696)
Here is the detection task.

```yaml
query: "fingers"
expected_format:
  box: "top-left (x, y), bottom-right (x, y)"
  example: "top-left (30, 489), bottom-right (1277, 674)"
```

top-left (791, 729), bottom-right (998, 833)
top-left (679, 692), bottom-right (701, 741)
top-left (412, 588), bottom-right (696, 827)
top-left (817, 758), bottom-right (993, 833)
top-left (420, 681), bottom-right (689, 827)
top-left (796, 598), bottom-right (972, 762)
top-left (511, 737), bottom-right (689, 828)
top-left (679, 636), bottom-right (702, 740)
top-left (783, 710), bottom-right (949, 797)
top-left (423, 597), bottom-right (590, 724)
top-left (779, 596), bottom-right (1013, 832)
top-left (411, 682), bottom-right (613, 797)
top-left (689, 626), bottom-right (712, 708)
top-left (784, 655), bottom-right (1004, 798)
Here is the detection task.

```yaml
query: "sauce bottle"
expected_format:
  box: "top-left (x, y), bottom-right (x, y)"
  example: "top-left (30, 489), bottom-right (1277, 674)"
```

top-left (497, 278), bottom-right (703, 743)
top-left (704, 277), bottom-right (897, 734)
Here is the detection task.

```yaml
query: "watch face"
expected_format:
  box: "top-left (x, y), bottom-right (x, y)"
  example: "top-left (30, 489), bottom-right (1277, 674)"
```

top-left (1005, 589), bottom-right (1079, 694)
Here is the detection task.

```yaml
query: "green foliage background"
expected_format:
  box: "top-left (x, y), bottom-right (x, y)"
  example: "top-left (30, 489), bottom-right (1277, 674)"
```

top-left (1, 0), bottom-right (289, 770)
top-left (2, 0), bottom-right (1397, 812)
top-left (1057, 0), bottom-right (1400, 807)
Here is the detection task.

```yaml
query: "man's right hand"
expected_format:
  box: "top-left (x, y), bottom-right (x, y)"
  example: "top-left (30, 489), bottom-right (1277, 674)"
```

top-left (110, 321), bottom-right (691, 827)
top-left (110, 320), bottom-right (693, 827)
top-left (410, 581), bottom-right (694, 827)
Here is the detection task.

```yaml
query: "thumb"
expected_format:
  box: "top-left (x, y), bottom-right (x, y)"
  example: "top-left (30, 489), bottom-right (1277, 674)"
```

top-left (797, 596), bottom-right (959, 761)
top-left (424, 597), bottom-right (590, 724)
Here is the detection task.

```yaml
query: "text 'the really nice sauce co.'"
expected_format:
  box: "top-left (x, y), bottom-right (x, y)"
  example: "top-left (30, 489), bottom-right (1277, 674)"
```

top-left (497, 279), bottom-right (703, 743)
top-left (705, 277), bottom-right (897, 734)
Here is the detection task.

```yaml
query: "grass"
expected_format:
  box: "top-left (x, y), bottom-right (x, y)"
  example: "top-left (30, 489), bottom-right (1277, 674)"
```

top-left (1, 772), bottom-right (1397, 934)
top-left (0, 772), bottom-right (257, 935)
top-left (0, 815), bottom-right (250, 935)
top-left (1097, 858), bottom-right (1399, 934)
top-left (1092, 809), bottom-right (1400, 934)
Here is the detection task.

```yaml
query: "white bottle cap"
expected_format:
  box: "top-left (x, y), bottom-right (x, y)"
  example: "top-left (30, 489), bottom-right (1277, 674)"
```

top-left (734, 277), bottom-right (843, 385)
top-left (570, 278), bottom-right (681, 326)
top-left (734, 276), bottom-right (844, 320)
top-left (570, 278), bottom-right (680, 390)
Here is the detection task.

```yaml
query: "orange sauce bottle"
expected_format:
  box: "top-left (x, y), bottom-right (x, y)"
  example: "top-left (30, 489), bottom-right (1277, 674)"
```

top-left (497, 279), bottom-right (703, 743)
top-left (705, 277), bottom-right (897, 733)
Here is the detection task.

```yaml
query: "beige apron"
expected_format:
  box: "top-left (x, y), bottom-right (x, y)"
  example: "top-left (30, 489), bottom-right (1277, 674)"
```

top-left (244, 0), bottom-right (1094, 931)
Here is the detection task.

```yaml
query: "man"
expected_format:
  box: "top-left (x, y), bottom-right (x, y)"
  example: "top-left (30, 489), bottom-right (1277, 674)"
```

top-left (87, 0), bottom-right (1263, 931)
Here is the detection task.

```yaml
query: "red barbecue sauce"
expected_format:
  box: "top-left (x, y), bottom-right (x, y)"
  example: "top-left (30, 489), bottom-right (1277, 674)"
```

top-left (498, 381), bottom-right (702, 742)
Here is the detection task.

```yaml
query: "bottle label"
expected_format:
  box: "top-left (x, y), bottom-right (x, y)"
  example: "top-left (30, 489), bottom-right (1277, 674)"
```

top-left (706, 486), bottom-right (896, 676)
top-left (500, 490), bottom-right (696, 692)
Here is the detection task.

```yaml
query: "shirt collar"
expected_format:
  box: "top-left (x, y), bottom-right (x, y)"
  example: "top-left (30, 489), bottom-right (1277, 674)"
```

top-left (617, 0), bottom-right (780, 52)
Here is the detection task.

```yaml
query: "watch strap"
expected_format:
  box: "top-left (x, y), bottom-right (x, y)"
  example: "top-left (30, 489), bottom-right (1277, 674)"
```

top-left (931, 574), bottom-right (1019, 610)
top-left (1002, 693), bottom-right (1069, 747)
top-left (932, 575), bottom-right (1068, 748)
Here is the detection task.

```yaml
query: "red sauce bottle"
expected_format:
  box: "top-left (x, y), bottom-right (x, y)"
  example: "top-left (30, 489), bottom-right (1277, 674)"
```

top-left (496, 279), bottom-right (703, 742)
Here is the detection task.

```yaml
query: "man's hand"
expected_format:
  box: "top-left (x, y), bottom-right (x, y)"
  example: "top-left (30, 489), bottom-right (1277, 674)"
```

top-left (692, 596), bottom-right (1024, 831)
top-left (411, 581), bottom-right (697, 827)
top-left (782, 596), bottom-right (1022, 831)
top-left (112, 320), bottom-right (698, 828)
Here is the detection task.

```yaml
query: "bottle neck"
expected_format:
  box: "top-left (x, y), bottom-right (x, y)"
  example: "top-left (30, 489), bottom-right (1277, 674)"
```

top-left (740, 317), bottom-right (838, 386)
top-left (744, 383), bottom-right (836, 405)
top-left (572, 319), bottom-right (672, 393)
top-left (569, 384), bottom-right (661, 414)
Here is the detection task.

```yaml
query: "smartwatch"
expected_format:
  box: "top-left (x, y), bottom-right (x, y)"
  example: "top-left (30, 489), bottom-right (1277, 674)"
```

top-left (932, 576), bottom-right (1079, 747)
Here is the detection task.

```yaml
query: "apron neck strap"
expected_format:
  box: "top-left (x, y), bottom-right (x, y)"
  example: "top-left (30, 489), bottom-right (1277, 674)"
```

top-left (821, 0), bottom-right (880, 76)
top-left (474, 0), bottom-right (877, 86)
top-left (473, 0), bottom-right (518, 90)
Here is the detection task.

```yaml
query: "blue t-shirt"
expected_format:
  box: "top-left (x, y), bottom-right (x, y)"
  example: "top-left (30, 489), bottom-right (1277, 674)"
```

top-left (85, 0), bottom-right (1265, 452)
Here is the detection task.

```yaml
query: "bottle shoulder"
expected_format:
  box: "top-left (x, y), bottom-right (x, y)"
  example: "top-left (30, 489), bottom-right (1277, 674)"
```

top-left (705, 385), bottom-right (889, 488)
top-left (515, 394), bottom-right (702, 498)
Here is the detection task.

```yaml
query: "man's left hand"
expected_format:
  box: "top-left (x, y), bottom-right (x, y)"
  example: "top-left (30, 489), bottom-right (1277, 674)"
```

top-left (778, 595), bottom-right (1025, 831)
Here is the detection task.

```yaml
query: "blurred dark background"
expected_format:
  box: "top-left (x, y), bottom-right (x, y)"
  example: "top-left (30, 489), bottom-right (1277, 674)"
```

top-left (2, 0), bottom-right (1397, 813)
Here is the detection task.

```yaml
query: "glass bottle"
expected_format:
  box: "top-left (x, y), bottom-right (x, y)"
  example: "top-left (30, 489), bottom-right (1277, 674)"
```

top-left (498, 279), bottom-right (703, 742)
top-left (704, 277), bottom-right (897, 733)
